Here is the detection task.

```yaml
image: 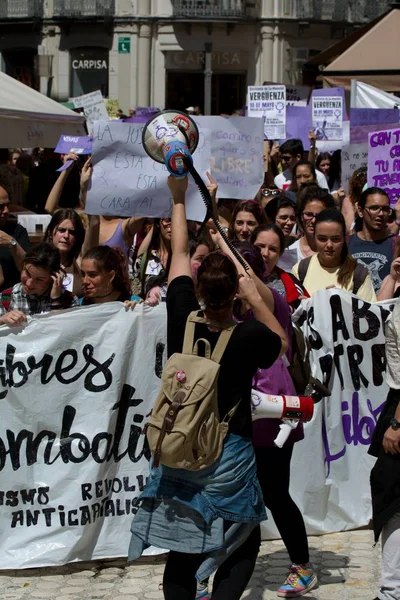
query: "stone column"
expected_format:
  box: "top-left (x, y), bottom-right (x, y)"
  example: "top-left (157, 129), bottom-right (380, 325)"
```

top-left (261, 24), bottom-right (274, 84)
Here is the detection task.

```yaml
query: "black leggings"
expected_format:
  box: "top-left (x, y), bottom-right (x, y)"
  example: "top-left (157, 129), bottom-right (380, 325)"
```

top-left (163, 524), bottom-right (261, 599)
top-left (255, 444), bottom-right (309, 565)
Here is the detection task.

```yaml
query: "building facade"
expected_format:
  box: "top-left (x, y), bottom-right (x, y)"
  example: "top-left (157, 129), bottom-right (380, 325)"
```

top-left (0, 0), bottom-right (392, 113)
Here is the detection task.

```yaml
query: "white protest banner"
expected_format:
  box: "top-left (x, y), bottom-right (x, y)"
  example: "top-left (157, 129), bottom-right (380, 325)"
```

top-left (286, 85), bottom-right (311, 107)
top-left (0, 303), bottom-right (167, 569)
top-left (341, 142), bottom-right (368, 194)
top-left (85, 120), bottom-right (210, 221)
top-left (71, 90), bottom-right (109, 131)
top-left (195, 116), bottom-right (264, 200)
top-left (0, 292), bottom-right (395, 566)
top-left (247, 85), bottom-right (286, 140)
top-left (312, 96), bottom-right (343, 141)
top-left (367, 127), bottom-right (400, 205)
top-left (262, 290), bottom-right (393, 539)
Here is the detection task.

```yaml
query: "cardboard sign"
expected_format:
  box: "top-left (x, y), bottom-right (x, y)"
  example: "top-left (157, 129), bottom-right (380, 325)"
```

top-left (341, 143), bottom-right (368, 194)
top-left (368, 127), bottom-right (400, 204)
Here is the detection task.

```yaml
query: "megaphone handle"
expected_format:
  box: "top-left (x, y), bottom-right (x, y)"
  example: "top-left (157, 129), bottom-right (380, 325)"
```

top-left (183, 157), bottom-right (250, 273)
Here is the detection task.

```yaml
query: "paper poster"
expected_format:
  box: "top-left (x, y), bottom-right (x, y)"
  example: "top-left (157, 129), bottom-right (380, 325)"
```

top-left (71, 90), bottom-right (109, 131)
top-left (312, 96), bottom-right (343, 141)
top-left (368, 127), bottom-right (400, 205)
top-left (86, 120), bottom-right (211, 222)
top-left (195, 116), bottom-right (264, 200)
top-left (341, 143), bottom-right (368, 194)
top-left (247, 85), bottom-right (286, 140)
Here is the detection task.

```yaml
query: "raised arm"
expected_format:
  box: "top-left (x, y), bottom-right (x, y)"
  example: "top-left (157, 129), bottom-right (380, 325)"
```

top-left (45, 153), bottom-right (78, 214)
top-left (167, 176), bottom-right (191, 284)
top-left (78, 157), bottom-right (92, 210)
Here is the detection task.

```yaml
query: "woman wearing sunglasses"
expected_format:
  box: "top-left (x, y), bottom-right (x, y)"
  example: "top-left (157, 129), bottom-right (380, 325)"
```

top-left (277, 185), bottom-right (336, 272)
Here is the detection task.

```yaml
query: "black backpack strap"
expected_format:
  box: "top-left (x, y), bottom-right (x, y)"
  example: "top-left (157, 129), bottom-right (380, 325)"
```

top-left (297, 256), bottom-right (312, 284)
top-left (352, 263), bottom-right (369, 295)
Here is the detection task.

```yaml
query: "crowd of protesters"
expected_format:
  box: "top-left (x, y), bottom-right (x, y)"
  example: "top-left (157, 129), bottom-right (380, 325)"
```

top-left (0, 125), bottom-right (399, 600)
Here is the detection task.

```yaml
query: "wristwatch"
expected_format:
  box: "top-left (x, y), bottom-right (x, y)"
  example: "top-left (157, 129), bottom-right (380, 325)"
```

top-left (390, 418), bottom-right (400, 430)
top-left (9, 238), bottom-right (16, 247)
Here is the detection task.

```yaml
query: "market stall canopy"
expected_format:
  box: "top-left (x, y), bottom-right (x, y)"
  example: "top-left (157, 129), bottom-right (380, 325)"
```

top-left (317, 7), bottom-right (400, 91)
top-left (0, 72), bottom-right (86, 147)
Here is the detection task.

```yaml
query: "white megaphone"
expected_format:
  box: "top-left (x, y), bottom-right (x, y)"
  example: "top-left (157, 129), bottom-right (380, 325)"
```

top-left (142, 109), bottom-right (199, 177)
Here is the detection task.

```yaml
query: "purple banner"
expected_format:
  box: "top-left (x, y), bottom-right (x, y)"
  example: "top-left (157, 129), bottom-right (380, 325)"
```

top-left (350, 108), bottom-right (400, 127)
top-left (54, 135), bottom-right (93, 155)
top-left (350, 123), bottom-right (400, 144)
top-left (135, 106), bottom-right (160, 117)
top-left (367, 127), bottom-right (400, 205)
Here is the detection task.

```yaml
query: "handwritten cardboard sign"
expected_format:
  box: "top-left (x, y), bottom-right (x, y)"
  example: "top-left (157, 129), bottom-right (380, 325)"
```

top-left (341, 143), bottom-right (368, 194)
top-left (71, 90), bottom-right (109, 131)
top-left (368, 127), bottom-right (400, 205)
top-left (195, 116), bottom-right (264, 199)
top-left (85, 120), bottom-right (211, 221)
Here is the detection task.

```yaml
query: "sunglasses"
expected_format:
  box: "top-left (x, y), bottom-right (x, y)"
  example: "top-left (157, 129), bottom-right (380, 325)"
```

top-left (261, 189), bottom-right (281, 197)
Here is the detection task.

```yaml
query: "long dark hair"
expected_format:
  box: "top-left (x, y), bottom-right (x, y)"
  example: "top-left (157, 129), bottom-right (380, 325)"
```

top-left (250, 224), bottom-right (285, 256)
top-left (314, 209), bottom-right (357, 289)
top-left (82, 245), bottom-right (131, 297)
top-left (354, 186), bottom-right (390, 232)
top-left (228, 200), bottom-right (266, 240)
top-left (197, 252), bottom-right (238, 310)
top-left (44, 209), bottom-right (85, 266)
top-left (139, 218), bottom-right (170, 296)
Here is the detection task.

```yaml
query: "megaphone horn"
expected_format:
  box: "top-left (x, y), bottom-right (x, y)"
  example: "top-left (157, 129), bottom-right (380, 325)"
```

top-left (142, 110), bottom-right (199, 177)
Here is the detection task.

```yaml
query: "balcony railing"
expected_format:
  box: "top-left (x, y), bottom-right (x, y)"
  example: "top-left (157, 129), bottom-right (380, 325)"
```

top-left (172, 0), bottom-right (255, 19)
top-left (53, 0), bottom-right (115, 18)
top-left (0, 0), bottom-right (43, 19)
top-left (296, 0), bottom-right (391, 22)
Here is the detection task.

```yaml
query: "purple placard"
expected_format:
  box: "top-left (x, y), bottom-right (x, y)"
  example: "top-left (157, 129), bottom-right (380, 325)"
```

top-left (367, 127), bottom-right (400, 205)
top-left (122, 115), bottom-right (149, 124)
top-left (135, 106), bottom-right (160, 117)
top-left (54, 135), bottom-right (93, 155)
top-left (281, 105), bottom-right (312, 149)
top-left (350, 108), bottom-right (400, 127)
top-left (312, 87), bottom-right (349, 120)
top-left (351, 123), bottom-right (400, 144)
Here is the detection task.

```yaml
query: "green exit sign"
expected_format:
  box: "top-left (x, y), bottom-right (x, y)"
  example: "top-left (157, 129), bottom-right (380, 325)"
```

top-left (118, 37), bottom-right (130, 54)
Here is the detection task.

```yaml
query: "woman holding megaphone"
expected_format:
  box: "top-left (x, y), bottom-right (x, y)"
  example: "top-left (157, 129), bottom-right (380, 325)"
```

top-left (129, 175), bottom-right (288, 600)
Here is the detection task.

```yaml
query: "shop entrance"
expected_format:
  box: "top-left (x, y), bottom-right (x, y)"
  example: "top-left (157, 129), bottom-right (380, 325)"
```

top-left (2, 48), bottom-right (37, 89)
top-left (166, 72), bottom-right (246, 115)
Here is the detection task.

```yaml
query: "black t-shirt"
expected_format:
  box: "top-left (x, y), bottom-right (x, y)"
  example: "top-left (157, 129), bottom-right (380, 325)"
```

top-left (0, 221), bottom-right (31, 291)
top-left (166, 276), bottom-right (282, 438)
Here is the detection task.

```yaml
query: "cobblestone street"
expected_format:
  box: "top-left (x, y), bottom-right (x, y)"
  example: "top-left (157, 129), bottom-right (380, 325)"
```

top-left (1, 529), bottom-right (380, 600)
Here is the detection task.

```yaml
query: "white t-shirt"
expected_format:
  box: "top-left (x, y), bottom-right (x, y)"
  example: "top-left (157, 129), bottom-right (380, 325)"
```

top-left (274, 169), bottom-right (329, 191)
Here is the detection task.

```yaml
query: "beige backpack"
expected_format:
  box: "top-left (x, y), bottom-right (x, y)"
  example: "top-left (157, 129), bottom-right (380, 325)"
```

top-left (146, 311), bottom-right (237, 470)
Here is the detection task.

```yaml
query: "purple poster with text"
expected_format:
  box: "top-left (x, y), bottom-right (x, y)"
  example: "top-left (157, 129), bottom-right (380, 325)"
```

top-left (367, 127), bottom-right (400, 205)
